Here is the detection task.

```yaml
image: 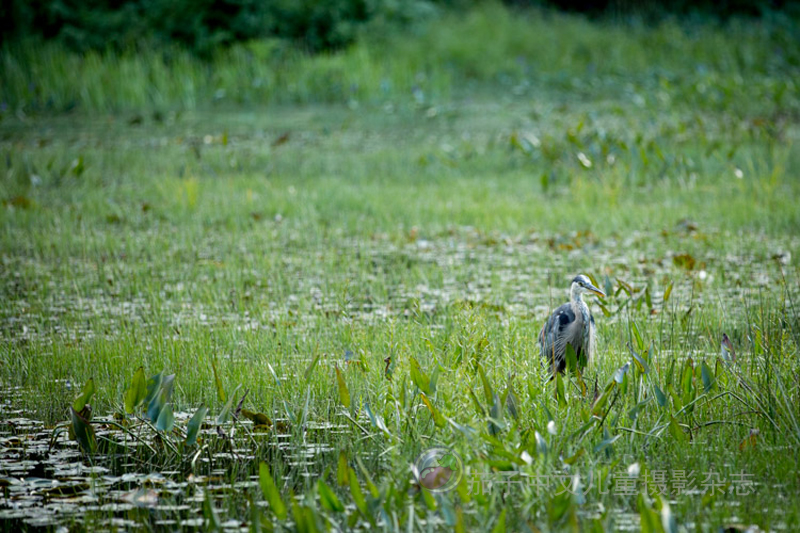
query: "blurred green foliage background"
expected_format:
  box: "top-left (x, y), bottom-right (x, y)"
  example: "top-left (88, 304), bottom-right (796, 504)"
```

top-left (2, 0), bottom-right (798, 56)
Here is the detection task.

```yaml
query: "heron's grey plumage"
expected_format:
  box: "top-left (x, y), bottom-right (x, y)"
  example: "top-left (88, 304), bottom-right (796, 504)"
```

top-left (539, 275), bottom-right (603, 373)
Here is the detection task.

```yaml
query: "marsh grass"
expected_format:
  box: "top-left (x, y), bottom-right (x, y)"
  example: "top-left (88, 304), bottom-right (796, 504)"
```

top-left (2, 3), bottom-right (798, 114)
top-left (1, 3), bottom-right (800, 531)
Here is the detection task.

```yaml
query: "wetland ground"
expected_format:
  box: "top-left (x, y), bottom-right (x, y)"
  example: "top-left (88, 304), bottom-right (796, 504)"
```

top-left (1, 4), bottom-right (800, 531)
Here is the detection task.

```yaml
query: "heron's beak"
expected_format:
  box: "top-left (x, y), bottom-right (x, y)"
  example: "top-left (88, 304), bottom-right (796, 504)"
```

top-left (587, 283), bottom-right (606, 298)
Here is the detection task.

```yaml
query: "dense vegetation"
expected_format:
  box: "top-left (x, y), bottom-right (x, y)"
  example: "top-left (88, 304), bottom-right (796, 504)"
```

top-left (1, 2), bottom-right (799, 531)
top-left (2, 0), bottom-right (798, 55)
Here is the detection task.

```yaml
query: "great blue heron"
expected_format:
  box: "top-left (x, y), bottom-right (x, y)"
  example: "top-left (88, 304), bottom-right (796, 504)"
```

top-left (539, 275), bottom-right (606, 373)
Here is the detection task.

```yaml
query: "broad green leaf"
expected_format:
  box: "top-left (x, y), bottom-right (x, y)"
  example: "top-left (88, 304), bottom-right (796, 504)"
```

top-left (144, 371), bottom-right (163, 406)
top-left (627, 399), bottom-right (650, 422)
top-left (534, 430), bottom-right (548, 456)
top-left (156, 402), bottom-right (174, 432)
top-left (593, 433), bottom-right (620, 454)
top-left (563, 448), bottom-right (585, 465)
top-left (505, 383), bottom-right (519, 420)
top-left (456, 506), bottom-right (466, 533)
top-left (259, 463), bottom-right (287, 520)
top-left (421, 483), bottom-right (437, 509)
top-left (124, 367), bottom-right (147, 414)
top-left (318, 480), bottom-right (344, 513)
top-left (489, 393), bottom-right (503, 435)
top-left (700, 361), bottom-right (714, 393)
top-left (631, 322), bottom-right (645, 353)
top-left (680, 359), bottom-right (694, 405)
top-left (355, 457), bottom-right (379, 497)
top-left (630, 344), bottom-right (649, 374)
top-left (72, 378), bottom-right (95, 413)
top-left (565, 344), bottom-right (578, 373)
top-left (663, 281), bottom-right (674, 303)
top-left (335, 366), bottom-right (350, 408)
top-left (364, 402), bottom-right (392, 437)
top-left (466, 385), bottom-right (485, 416)
top-left (591, 382), bottom-right (615, 417)
top-left (492, 508), bottom-right (507, 533)
top-left (653, 383), bottom-right (667, 407)
top-left (211, 358), bottom-right (226, 403)
top-left (616, 277), bottom-right (634, 296)
top-left (147, 374), bottom-right (175, 423)
top-left (668, 416), bottom-right (687, 443)
top-left (638, 493), bottom-right (662, 533)
top-left (304, 352), bottom-right (321, 381)
top-left (555, 371), bottom-right (566, 408)
top-left (596, 300), bottom-right (611, 317)
top-left (660, 497), bottom-right (677, 533)
top-left (614, 362), bottom-right (630, 384)
top-left (420, 393), bottom-right (446, 428)
top-left (603, 275), bottom-right (613, 298)
top-left (186, 405), bottom-right (208, 446)
top-left (348, 467), bottom-right (368, 515)
top-left (409, 357), bottom-right (431, 395)
top-left (147, 390), bottom-right (164, 424)
top-left (336, 452), bottom-right (349, 487)
top-left (217, 384), bottom-right (242, 424)
top-left (70, 406), bottom-right (96, 454)
top-left (477, 363), bottom-right (494, 404)
top-left (668, 384), bottom-right (683, 412)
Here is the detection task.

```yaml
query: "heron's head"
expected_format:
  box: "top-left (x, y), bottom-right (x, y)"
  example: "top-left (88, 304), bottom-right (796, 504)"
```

top-left (571, 275), bottom-right (606, 300)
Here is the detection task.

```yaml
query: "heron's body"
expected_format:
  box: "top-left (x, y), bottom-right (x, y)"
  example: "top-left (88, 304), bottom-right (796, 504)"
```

top-left (539, 275), bottom-right (604, 373)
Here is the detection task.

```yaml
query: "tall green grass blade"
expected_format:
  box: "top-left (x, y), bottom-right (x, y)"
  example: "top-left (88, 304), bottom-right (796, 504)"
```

top-left (348, 467), bottom-right (368, 515)
top-left (492, 508), bottom-right (507, 533)
top-left (304, 352), bottom-right (322, 381)
top-left (318, 480), bottom-right (344, 513)
top-left (259, 462), bottom-right (287, 520)
top-left (478, 364), bottom-right (494, 404)
top-left (203, 490), bottom-right (222, 531)
top-left (211, 358), bottom-right (226, 403)
top-left (335, 366), bottom-right (351, 408)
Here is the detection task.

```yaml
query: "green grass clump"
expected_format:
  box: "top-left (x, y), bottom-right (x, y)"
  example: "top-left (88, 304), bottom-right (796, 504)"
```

top-left (2, 3), bottom-right (798, 114)
top-left (1, 3), bottom-right (800, 531)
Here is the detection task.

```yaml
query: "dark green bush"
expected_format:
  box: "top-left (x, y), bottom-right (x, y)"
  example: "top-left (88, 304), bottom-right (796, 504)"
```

top-left (0, 0), bottom-right (438, 55)
top-left (1, 0), bottom-right (797, 55)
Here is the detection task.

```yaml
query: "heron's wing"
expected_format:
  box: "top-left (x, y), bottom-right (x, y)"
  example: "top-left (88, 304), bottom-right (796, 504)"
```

top-left (540, 303), bottom-right (576, 360)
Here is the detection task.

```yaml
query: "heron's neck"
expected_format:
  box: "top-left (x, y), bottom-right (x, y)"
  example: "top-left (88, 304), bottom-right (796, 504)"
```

top-left (570, 283), bottom-right (583, 303)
